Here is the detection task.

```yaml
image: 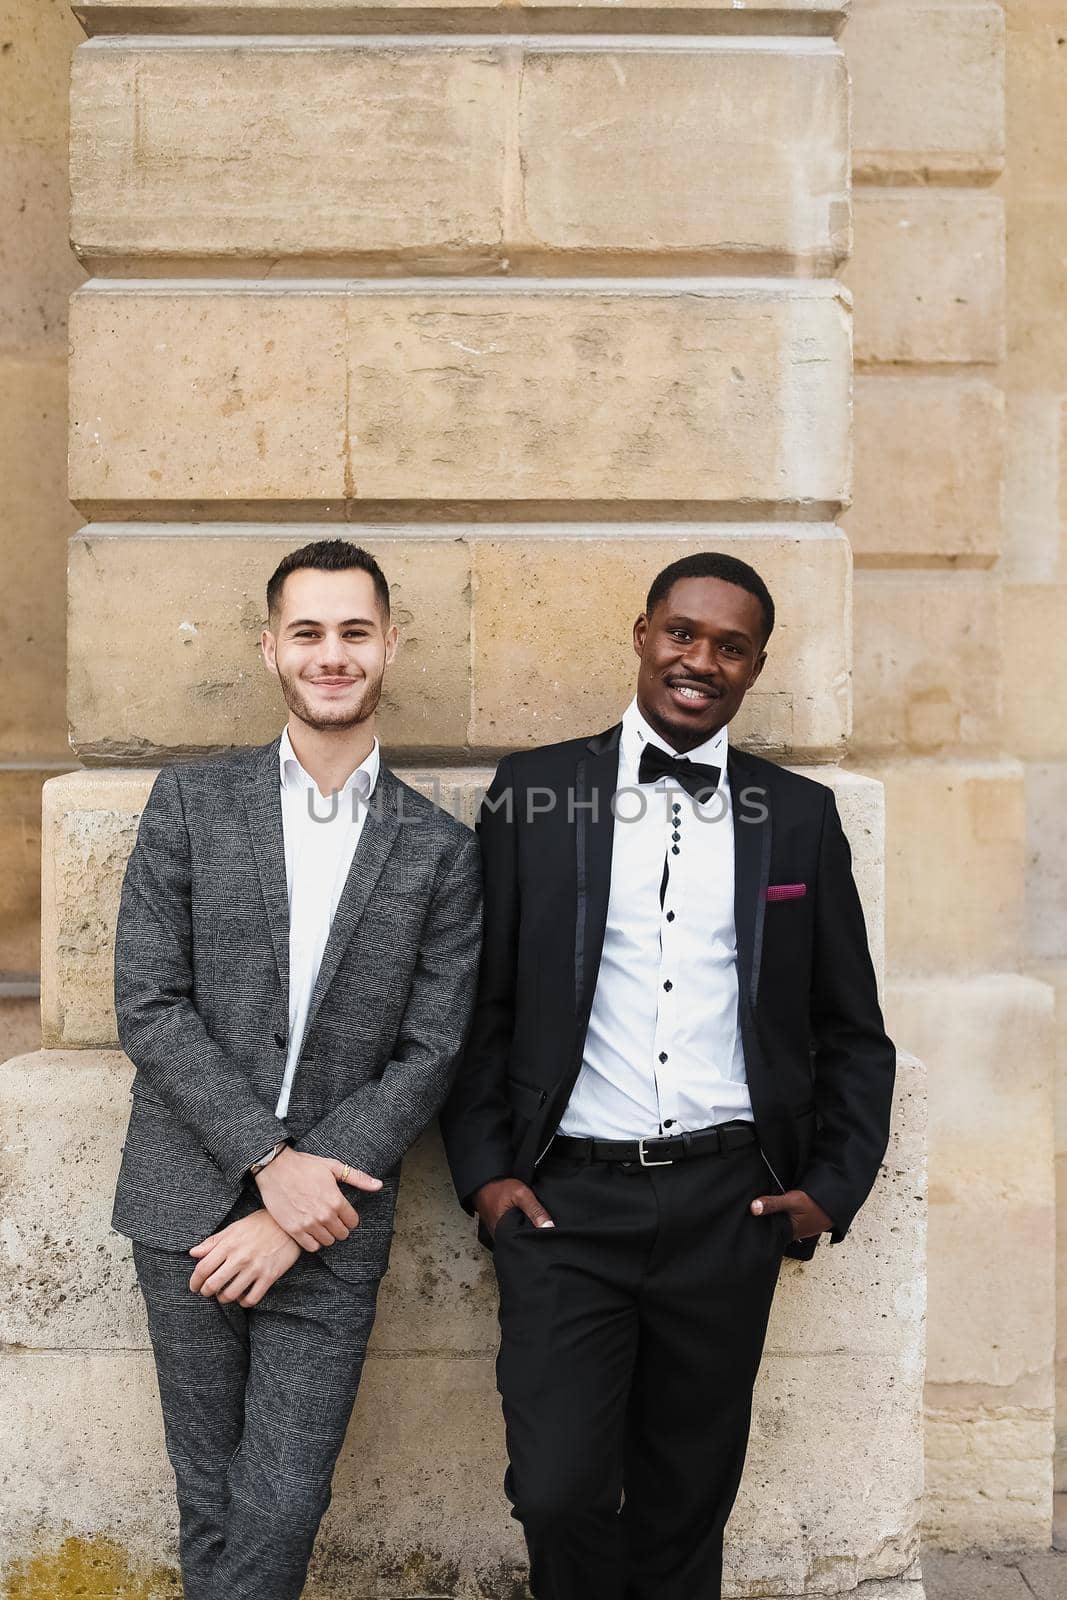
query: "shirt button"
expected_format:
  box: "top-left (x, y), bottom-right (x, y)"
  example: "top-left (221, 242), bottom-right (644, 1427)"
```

top-left (671, 831), bottom-right (681, 842)
top-left (666, 911), bottom-right (676, 922)
top-left (663, 980), bottom-right (673, 992)
top-left (658, 1051), bottom-right (668, 1063)
top-left (664, 1119), bottom-right (675, 1128)
top-left (671, 845), bottom-right (680, 855)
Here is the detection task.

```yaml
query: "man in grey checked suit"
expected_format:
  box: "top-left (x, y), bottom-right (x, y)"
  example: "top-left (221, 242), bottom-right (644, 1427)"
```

top-left (112, 539), bottom-right (482, 1599)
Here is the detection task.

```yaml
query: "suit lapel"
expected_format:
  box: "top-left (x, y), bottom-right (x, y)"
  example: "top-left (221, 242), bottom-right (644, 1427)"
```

top-left (300, 764), bottom-right (402, 1044)
top-left (241, 737), bottom-right (290, 988)
top-left (729, 748), bottom-right (773, 1008)
top-left (574, 725), bottom-right (622, 1023)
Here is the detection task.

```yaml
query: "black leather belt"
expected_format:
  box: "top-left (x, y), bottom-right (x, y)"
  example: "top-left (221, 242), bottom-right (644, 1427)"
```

top-left (546, 1120), bottom-right (758, 1168)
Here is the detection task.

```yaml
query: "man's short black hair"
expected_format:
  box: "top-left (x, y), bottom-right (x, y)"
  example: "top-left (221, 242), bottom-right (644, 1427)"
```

top-left (645, 552), bottom-right (775, 645)
top-left (266, 539), bottom-right (390, 624)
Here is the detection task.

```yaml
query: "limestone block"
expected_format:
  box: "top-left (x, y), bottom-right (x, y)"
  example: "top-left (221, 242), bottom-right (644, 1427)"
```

top-left (860, 760), bottom-right (1025, 976)
top-left (66, 526), bottom-right (851, 764)
top-left (0, 357), bottom-right (81, 759)
top-left (0, 145), bottom-right (86, 357)
top-left (892, 973), bottom-right (1054, 1551)
top-left (0, 763), bottom-right (78, 975)
top-left (0, 1341), bottom-right (923, 1598)
top-left (848, 5), bottom-right (1005, 184)
top-left (1026, 767), bottom-right (1067, 962)
top-left (0, 988), bottom-right (40, 1065)
top-left (0, 0), bottom-right (84, 150)
top-left (1, 1047), bottom-right (925, 1591)
top-left (71, 38), bottom-right (849, 274)
top-left (72, 0), bottom-right (850, 37)
top-left (467, 529), bottom-right (851, 757)
top-left (67, 281), bottom-right (853, 515)
top-left (66, 528), bottom-right (473, 761)
top-left (852, 573), bottom-right (1003, 755)
top-left (1003, 585), bottom-right (1067, 761)
top-left (1002, 391), bottom-right (1061, 582)
top-left (1006, 199), bottom-right (1067, 394)
top-left (848, 193), bottom-right (1005, 366)
top-left (40, 763), bottom-right (884, 1049)
top-left (845, 377), bottom-right (1003, 569)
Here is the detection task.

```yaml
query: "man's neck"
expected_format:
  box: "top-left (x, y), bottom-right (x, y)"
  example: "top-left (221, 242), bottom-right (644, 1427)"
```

top-left (285, 719), bottom-right (376, 795)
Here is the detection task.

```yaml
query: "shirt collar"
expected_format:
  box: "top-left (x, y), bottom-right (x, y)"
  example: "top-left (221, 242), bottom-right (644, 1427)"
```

top-left (620, 696), bottom-right (729, 779)
top-left (278, 725), bottom-right (380, 801)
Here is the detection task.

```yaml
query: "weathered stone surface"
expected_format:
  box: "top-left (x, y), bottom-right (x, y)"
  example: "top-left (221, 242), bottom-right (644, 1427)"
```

top-left (0, 1047), bottom-right (925, 1595)
top-left (67, 282), bottom-right (853, 515)
top-left (848, 5), bottom-right (1005, 184)
top-left (1004, 585), bottom-right (1067, 760)
top-left (1026, 767), bottom-right (1067, 962)
top-left (41, 763), bottom-right (885, 1048)
top-left (860, 760), bottom-right (1025, 976)
top-left (66, 526), bottom-right (851, 764)
top-left (72, 0), bottom-right (850, 36)
top-left (71, 38), bottom-right (849, 274)
top-left (845, 378), bottom-right (1003, 570)
top-left (848, 194), bottom-right (1005, 367)
top-left (852, 573), bottom-right (1003, 755)
top-left (67, 529), bottom-right (472, 762)
top-left (0, 357), bottom-right (81, 759)
top-left (1002, 391), bottom-right (1061, 582)
top-left (891, 976), bottom-right (1055, 1550)
top-left (0, 145), bottom-right (86, 356)
top-left (0, 763), bottom-right (79, 976)
top-left (0, 990), bottom-right (40, 1065)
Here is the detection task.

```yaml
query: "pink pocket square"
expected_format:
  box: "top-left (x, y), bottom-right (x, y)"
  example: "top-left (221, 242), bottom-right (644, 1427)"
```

top-left (766, 883), bottom-right (807, 902)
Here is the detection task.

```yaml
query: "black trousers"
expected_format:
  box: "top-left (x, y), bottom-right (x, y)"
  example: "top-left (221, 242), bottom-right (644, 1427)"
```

top-left (133, 1197), bottom-right (386, 1600)
top-left (492, 1136), bottom-right (792, 1600)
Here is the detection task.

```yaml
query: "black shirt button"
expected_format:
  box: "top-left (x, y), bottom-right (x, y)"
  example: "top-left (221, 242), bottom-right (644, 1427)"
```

top-left (658, 1051), bottom-right (668, 1063)
top-left (274, 1031), bottom-right (286, 1049)
top-left (664, 1119), bottom-right (675, 1128)
top-left (666, 911), bottom-right (675, 922)
top-left (671, 845), bottom-right (680, 855)
top-left (664, 980), bottom-right (672, 991)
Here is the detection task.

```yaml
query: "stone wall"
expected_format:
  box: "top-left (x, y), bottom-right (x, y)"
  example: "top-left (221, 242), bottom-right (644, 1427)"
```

top-left (0, 0), bottom-right (936, 1594)
top-left (845, 0), bottom-right (1060, 1550)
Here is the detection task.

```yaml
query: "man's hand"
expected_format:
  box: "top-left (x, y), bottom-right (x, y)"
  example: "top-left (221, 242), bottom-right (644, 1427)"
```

top-left (254, 1147), bottom-right (381, 1252)
top-left (474, 1177), bottom-right (554, 1238)
top-left (189, 1211), bottom-right (301, 1307)
top-left (750, 1188), bottom-right (833, 1242)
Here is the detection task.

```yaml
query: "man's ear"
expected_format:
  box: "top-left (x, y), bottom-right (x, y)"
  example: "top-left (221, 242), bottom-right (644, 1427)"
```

top-left (261, 627), bottom-right (277, 673)
top-left (633, 613), bottom-right (649, 659)
top-left (748, 649), bottom-right (767, 688)
top-left (384, 622), bottom-right (399, 666)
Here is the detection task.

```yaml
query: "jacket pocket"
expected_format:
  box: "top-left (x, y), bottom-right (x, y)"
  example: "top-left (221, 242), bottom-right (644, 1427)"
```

top-left (507, 1075), bottom-right (548, 1119)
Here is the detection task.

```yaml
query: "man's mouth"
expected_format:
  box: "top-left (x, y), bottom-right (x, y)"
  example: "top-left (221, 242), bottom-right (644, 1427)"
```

top-left (311, 677), bottom-right (356, 690)
top-left (666, 680), bottom-right (718, 705)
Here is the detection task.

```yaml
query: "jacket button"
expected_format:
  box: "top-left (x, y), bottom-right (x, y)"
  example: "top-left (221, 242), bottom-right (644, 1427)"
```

top-left (274, 1031), bottom-right (286, 1049)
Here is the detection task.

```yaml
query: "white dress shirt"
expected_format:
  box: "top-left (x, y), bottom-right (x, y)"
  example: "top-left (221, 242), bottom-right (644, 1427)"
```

top-left (558, 698), bottom-right (753, 1140)
top-left (275, 726), bottom-right (380, 1120)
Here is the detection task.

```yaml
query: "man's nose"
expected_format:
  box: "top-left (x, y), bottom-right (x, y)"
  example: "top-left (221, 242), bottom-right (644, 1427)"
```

top-left (681, 639), bottom-right (718, 678)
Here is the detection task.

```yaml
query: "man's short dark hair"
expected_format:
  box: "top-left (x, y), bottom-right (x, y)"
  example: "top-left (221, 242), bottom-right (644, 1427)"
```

top-left (266, 539), bottom-right (390, 624)
top-left (645, 552), bottom-right (775, 645)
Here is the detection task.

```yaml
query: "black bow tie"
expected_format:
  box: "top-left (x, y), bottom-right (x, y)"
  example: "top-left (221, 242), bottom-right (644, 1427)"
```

top-left (637, 743), bottom-right (721, 804)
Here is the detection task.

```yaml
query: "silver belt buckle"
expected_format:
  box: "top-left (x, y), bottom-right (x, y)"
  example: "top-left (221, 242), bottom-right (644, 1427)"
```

top-left (638, 1136), bottom-right (673, 1167)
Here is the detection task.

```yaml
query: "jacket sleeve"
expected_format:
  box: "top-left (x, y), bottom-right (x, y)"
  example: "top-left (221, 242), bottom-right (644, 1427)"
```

top-left (114, 766), bottom-right (293, 1187)
top-left (795, 788), bottom-right (896, 1243)
top-left (438, 756), bottom-right (522, 1209)
top-left (295, 831), bottom-right (483, 1177)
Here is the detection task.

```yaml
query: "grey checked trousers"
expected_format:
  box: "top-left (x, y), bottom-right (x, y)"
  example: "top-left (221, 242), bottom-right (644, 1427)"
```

top-left (133, 1221), bottom-right (383, 1600)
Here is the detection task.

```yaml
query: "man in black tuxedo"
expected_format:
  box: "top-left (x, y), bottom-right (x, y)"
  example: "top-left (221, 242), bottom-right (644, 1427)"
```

top-left (440, 552), bottom-right (895, 1600)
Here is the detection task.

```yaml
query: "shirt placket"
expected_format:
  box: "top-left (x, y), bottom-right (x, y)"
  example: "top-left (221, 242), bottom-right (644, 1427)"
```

top-left (651, 780), bottom-right (683, 1133)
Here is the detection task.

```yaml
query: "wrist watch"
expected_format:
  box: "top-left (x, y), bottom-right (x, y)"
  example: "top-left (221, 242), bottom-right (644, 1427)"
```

top-left (249, 1140), bottom-right (288, 1179)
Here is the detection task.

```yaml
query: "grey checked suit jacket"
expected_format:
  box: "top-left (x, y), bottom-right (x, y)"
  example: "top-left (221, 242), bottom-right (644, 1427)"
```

top-left (112, 736), bottom-right (483, 1280)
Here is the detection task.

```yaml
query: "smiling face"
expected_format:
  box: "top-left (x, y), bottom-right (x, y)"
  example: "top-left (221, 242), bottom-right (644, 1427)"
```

top-left (633, 575), bottom-right (768, 753)
top-left (260, 567), bottom-right (397, 733)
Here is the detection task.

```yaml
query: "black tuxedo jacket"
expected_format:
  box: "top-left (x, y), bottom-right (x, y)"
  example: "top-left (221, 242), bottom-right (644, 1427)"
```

top-left (440, 724), bottom-right (895, 1263)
